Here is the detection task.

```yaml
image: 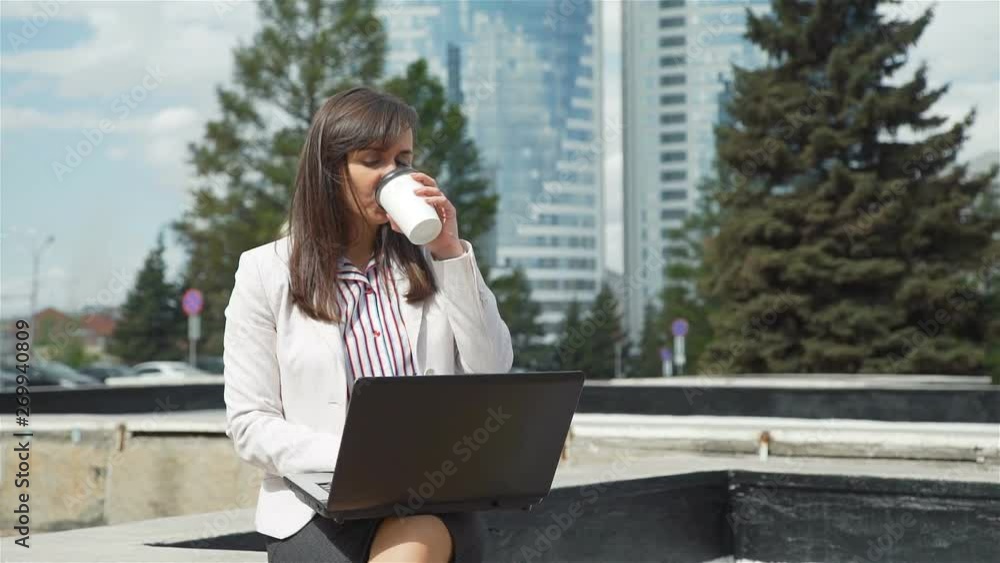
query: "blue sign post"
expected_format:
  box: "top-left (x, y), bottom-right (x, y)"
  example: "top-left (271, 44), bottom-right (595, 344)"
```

top-left (182, 289), bottom-right (204, 368)
top-left (659, 347), bottom-right (673, 377)
top-left (671, 318), bottom-right (689, 375)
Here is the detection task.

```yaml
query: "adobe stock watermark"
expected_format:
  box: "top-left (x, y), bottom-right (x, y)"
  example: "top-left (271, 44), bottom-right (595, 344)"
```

top-left (543, 0), bottom-right (587, 31)
top-left (40, 269), bottom-right (133, 361)
top-left (391, 406), bottom-right (512, 517)
top-left (556, 249), bottom-right (665, 364)
top-left (63, 394), bottom-right (182, 515)
top-left (51, 64), bottom-right (167, 182)
top-left (865, 513), bottom-right (916, 562)
top-left (505, 449), bottom-right (636, 563)
top-left (727, 472), bottom-right (793, 530)
top-left (6, 1), bottom-right (66, 53)
top-left (683, 287), bottom-right (797, 404)
top-left (841, 131), bottom-right (966, 247)
top-left (888, 251), bottom-right (1000, 371)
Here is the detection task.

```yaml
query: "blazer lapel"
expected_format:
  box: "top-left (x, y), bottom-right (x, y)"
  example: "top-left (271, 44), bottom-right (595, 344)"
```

top-left (301, 310), bottom-right (353, 399)
top-left (388, 261), bottom-right (424, 375)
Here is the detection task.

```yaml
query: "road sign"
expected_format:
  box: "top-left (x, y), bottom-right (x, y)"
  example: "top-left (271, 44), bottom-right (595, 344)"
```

top-left (671, 318), bottom-right (689, 337)
top-left (659, 347), bottom-right (672, 362)
top-left (182, 288), bottom-right (204, 316)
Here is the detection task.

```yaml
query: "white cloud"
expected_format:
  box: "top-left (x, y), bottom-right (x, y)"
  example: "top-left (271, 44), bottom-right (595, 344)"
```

top-left (145, 106), bottom-right (201, 168)
top-left (887, 1), bottom-right (1000, 160)
top-left (2, 2), bottom-right (257, 102)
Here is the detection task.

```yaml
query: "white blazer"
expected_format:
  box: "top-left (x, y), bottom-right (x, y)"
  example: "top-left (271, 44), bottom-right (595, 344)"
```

top-left (222, 237), bottom-right (514, 539)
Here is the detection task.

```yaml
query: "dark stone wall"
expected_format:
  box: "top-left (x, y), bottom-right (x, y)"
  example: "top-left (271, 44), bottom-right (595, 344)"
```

top-left (729, 471), bottom-right (1000, 563)
top-left (160, 471), bottom-right (1000, 563)
top-left (12, 382), bottom-right (1000, 422)
top-left (577, 385), bottom-right (1000, 423)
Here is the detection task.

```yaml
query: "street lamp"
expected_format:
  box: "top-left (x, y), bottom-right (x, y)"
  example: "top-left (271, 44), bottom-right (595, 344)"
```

top-left (29, 235), bottom-right (55, 335)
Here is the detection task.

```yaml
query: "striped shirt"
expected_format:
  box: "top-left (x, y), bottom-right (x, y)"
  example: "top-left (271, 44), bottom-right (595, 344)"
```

top-left (336, 255), bottom-right (416, 399)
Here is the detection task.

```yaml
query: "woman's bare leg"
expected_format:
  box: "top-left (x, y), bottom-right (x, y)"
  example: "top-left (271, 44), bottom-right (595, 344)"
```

top-left (368, 515), bottom-right (454, 563)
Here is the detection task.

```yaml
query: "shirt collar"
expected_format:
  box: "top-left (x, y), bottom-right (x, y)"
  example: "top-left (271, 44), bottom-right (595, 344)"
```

top-left (337, 255), bottom-right (379, 276)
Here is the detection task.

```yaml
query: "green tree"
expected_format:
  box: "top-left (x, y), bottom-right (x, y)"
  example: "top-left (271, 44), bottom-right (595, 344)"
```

top-left (36, 315), bottom-right (99, 368)
top-left (579, 284), bottom-right (626, 379)
top-left (383, 60), bottom-right (498, 270)
top-left (108, 234), bottom-right (185, 364)
top-left (629, 302), bottom-right (663, 378)
top-left (554, 300), bottom-right (585, 371)
top-left (46, 334), bottom-right (99, 369)
top-left (702, 0), bottom-right (999, 374)
top-left (660, 168), bottom-right (731, 374)
top-left (175, 0), bottom-right (495, 353)
top-left (491, 267), bottom-right (545, 369)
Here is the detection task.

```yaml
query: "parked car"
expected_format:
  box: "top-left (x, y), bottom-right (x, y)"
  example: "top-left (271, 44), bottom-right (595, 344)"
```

top-left (0, 369), bottom-right (20, 392)
top-left (0, 361), bottom-right (102, 389)
top-left (196, 356), bottom-right (224, 375)
top-left (105, 361), bottom-right (221, 386)
top-left (79, 363), bottom-right (135, 382)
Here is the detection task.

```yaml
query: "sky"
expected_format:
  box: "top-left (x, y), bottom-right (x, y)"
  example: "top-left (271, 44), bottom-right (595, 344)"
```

top-left (1, 0), bottom-right (998, 317)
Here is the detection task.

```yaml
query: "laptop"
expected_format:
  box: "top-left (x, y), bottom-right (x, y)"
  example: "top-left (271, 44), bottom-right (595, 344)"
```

top-left (284, 371), bottom-right (585, 523)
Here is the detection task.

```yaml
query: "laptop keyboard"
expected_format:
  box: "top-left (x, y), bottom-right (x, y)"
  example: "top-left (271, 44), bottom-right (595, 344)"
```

top-left (318, 481), bottom-right (331, 493)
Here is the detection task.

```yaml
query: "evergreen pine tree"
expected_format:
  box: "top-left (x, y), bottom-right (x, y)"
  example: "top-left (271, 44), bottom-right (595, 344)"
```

top-left (554, 300), bottom-right (585, 371)
top-left (629, 302), bottom-right (663, 378)
top-left (491, 266), bottom-right (545, 369)
top-left (108, 234), bottom-right (185, 363)
top-left (580, 284), bottom-right (625, 379)
top-left (702, 0), bottom-right (999, 374)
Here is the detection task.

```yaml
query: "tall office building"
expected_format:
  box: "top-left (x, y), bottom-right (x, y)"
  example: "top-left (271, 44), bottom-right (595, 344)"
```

top-left (622, 0), bottom-right (770, 340)
top-left (378, 1), bottom-right (604, 340)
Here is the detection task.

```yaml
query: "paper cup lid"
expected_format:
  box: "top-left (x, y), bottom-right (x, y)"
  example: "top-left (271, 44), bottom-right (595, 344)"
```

top-left (374, 166), bottom-right (417, 204)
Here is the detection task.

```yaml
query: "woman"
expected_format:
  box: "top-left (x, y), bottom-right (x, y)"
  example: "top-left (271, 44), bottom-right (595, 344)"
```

top-left (222, 86), bottom-right (514, 563)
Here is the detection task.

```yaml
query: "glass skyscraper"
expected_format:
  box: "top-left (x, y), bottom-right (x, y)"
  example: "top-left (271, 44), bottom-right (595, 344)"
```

top-left (622, 0), bottom-right (770, 340)
top-left (379, 0), bottom-right (604, 341)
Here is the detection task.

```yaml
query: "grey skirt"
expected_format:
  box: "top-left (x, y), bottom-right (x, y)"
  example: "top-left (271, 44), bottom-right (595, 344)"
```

top-left (265, 512), bottom-right (485, 563)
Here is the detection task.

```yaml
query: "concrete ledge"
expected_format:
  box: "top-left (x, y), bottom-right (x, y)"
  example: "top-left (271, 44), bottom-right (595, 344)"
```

top-left (569, 414), bottom-right (1000, 462)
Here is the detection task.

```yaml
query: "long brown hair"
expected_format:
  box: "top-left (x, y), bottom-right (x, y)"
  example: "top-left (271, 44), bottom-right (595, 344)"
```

top-left (287, 86), bottom-right (437, 323)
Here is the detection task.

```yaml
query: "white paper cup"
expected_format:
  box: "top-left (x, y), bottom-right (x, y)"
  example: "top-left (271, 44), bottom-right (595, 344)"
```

top-left (375, 166), bottom-right (443, 245)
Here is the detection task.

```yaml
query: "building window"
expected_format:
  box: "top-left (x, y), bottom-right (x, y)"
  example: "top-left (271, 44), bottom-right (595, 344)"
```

top-left (659, 0), bottom-right (684, 8)
top-left (660, 113), bottom-right (686, 124)
top-left (660, 151), bottom-right (687, 163)
top-left (660, 93), bottom-right (686, 106)
top-left (660, 170), bottom-right (687, 182)
top-left (661, 209), bottom-right (687, 221)
top-left (568, 106), bottom-right (593, 121)
top-left (659, 55), bottom-right (685, 67)
top-left (659, 74), bottom-right (685, 87)
top-left (660, 132), bottom-right (687, 143)
top-left (660, 190), bottom-right (687, 201)
top-left (564, 279), bottom-right (596, 290)
top-left (659, 36), bottom-right (685, 48)
top-left (659, 16), bottom-right (684, 28)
